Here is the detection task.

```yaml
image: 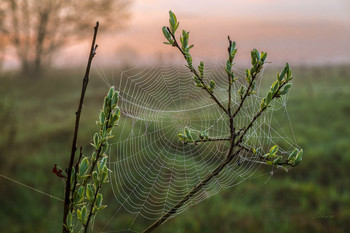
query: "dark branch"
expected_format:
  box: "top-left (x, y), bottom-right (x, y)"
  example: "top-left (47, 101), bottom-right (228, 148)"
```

top-left (62, 21), bottom-right (99, 233)
top-left (231, 64), bottom-right (261, 120)
top-left (166, 27), bottom-right (230, 116)
top-left (193, 138), bottom-right (230, 144)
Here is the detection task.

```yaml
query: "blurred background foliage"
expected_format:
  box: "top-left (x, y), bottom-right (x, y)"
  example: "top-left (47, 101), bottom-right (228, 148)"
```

top-left (0, 65), bottom-right (349, 232)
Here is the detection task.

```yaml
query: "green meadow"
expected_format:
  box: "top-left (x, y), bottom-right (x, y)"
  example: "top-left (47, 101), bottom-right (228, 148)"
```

top-left (0, 65), bottom-right (349, 232)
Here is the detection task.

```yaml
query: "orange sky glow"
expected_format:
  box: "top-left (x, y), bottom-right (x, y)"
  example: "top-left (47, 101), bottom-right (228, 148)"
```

top-left (5, 0), bottom-right (350, 68)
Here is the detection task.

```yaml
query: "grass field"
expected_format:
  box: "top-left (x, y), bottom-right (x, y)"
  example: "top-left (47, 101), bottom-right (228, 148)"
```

top-left (0, 65), bottom-right (349, 232)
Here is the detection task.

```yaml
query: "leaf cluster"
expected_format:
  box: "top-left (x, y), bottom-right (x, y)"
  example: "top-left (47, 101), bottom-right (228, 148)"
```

top-left (162, 11), bottom-right (302, 171)
top-left (64, 87), bottom-right (120, 233)
top-left (262, 145), bottom-right (303, 169)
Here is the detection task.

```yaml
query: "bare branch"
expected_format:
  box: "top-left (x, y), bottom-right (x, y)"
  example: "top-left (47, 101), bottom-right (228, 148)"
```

top-left (62, 22), bottom-right (99, 233)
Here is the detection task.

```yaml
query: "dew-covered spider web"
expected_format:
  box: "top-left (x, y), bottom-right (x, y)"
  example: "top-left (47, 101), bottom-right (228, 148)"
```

top-left (98, 62), bottom-right (299, 232)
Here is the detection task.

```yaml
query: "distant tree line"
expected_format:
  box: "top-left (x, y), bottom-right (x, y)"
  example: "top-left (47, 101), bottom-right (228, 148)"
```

top-left (0, 0), bottom-right (131, 74)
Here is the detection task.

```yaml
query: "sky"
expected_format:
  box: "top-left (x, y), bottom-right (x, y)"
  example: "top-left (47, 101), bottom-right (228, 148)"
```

top-left (93, 0), bottom-right (350, 67)
top-left (6, 0), bottom-right (350, 67)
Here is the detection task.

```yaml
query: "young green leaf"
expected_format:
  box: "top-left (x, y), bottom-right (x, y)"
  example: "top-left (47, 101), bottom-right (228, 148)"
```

top-left (178, 133), bottom-right (187, 141)
top-left (169, 11), bottom-right (179, 34)
top-left (270, 81), bottom-right (279, 95)
top-left (198, 61), bottom-right (204, 77)
top-left (209, 80), bottom-right (215, 92)
top-left (79, 158), bottom-right (90, 176)
top-left (293, 149), bottom-right (303, 166)
top-left (96, 193), bottom-right (103, 208)
top-left (273, 156), bottom-right (282, 165)
top-left (184, 127), bottom-right (192, 141)
top-left (288, 148), bottom-right (299, 160)
top-left (269, 145), bottom-right (279, 155)
top-left (162, 26), bottom-right (173, 44)
top-left (279, 83), bottom-right (292, 96)
top-left (87, 184), bottom-right (94, 202)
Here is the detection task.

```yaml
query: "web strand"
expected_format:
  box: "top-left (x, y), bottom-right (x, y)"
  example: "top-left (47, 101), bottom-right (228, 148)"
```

top-left (99, 63), bottom-right (298, 232)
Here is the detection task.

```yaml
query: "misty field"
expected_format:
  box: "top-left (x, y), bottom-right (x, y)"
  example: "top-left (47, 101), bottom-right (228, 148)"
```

top-left (0, 65), bottom-right (349, 233)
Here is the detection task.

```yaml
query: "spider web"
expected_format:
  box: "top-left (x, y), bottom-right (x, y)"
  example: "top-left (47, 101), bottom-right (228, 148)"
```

top-left (98, 62), bottom-right (298, 232)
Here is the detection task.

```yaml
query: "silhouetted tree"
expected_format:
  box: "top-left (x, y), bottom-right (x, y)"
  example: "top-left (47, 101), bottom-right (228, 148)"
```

top-left (0, 0), bottom-right (131, 74)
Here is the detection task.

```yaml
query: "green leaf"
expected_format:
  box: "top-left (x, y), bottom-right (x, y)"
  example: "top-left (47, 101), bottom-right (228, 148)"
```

top-left (185, 52), bottom-right (192, 67)
top-left (273, 156), bottom-right (282, 165)
top-left (93, 133), bottom-right (99, 148)
top-left (99, 111), bottom-right (105, 125)
top-left (111, 90), bottom-right (119, 107)
top-left (107, 87), bottom-right (114, 100)
top-left (288, 148), bottom-right (298, 160)
top-left (96, 194), bottom-right (103, 208)
top-left (169, 11), bottom-right (179, 33)
top-left (198, 61), bottom-right (204, 77)
top-left (203, 131), bottom-right (209, 140)
top-left (279, 83), bottom-right (292, 96)
top-left (251, 81), bottom-right (256, 93)
top-left (67, 210), bottom-right (73, 229)
top-left (101, 169), bottom-right (109, 183)
top-left (87, 184), bottom-right (94, 202)
top-left (279, 66), bottom-right (287, 81)
top-left (261, 52), bottom-right (267, 62)
top-left (181, 30), bottom-right (189, 51)
top-left (199, 132), bottom-right (204, 140)
top-left (226, 60), bottom-right (232, 74)
top-left (251, 49), bottom-right (259, 65)
top-left (193, 75), bottom-right (201, 86)
top-left (184, 127), bottom-right (192, 141)
top-left (92, 171), bottom-right (99, 187)
top-left (77, 206), bottom-right (87, 224)
top-left (245, 69), bottom-right (252, 84)
top-left (79, 158), bottom-right (90, 176)
top-left (277, 72), bottom-right (282, 83)
top-left (209, 80), bottom-right (215, 92)
top-left (266, 91), bottom-right (273, 104)
top-left (230, 41), bottom-right (237, 59)
top-left (76, 186), bottom-right (84, 203)
top-left (293, 149), bottom-right (303, 166)
top-left (99, 157), bottom-right (107, 173)
top-left (269, 145), bottom-right (279, 155)
top-left (270, 81), bottom-right (279, 95)
top-left (81, 206), bottom-right (87, 223)
top-left (239, 85), bottom-right (245, 98)
top-left (77, 209), bottom-right (83, 223)
top-left (178, 133), bottom-right (187, 141)
top-left (162, 26), bottom-right (173, 44)
top-left (266, 161), bottom-right (273, 165)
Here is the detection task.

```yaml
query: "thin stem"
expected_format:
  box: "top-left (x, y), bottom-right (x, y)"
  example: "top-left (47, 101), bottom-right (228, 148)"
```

top-left (238, 144), bottom-right (290, 166)
top-left (167, 27), bottom-right (229, 116)
top-left (183, 138), bottom-right (231, 145)
top-left (83, 109), bottom-right (113, 186)
top-left (143, 139), bottom-right (238, 233)
top-left (227, 36), bottom-right (235, 138)
top-left (143, 24), bottom-right (289, 233)
top-left (83, 185), bottom-right (101, 233)
top-left (143, 74), bottom-right (287, 233)
top-left (231, 64), bottom-right (261, 120)
top-left (235, 81), bottom-right (288, 145)
top-left (227, 36), bottom-right (233, 117)
top-left (70, 146), bottom-right (83, 211)
top-left (62, 22), bottom-right (99, 233)
top-left (193, 138), bottom-right (230, 143)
